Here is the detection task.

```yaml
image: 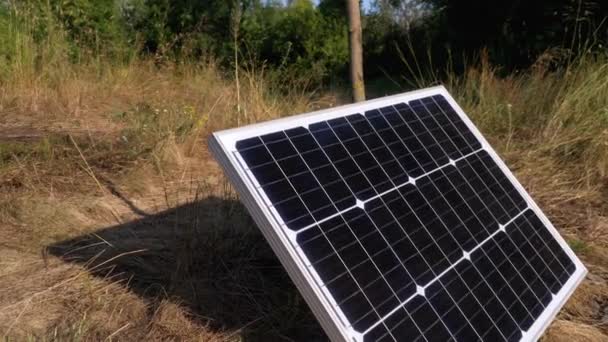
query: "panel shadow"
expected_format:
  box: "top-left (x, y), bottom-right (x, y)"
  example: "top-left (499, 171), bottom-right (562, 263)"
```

top-left (47, 196), bottom-right (326, 341)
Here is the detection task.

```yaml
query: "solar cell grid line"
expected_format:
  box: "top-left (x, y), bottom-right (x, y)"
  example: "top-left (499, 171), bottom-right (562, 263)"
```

top-left (439, 165), bottom-right (557, 307)
top-left (320, 160), bottom-right (544, 334)
top-left (378, 105), bottom-right (446, 173)
top-left (420, 160), bottom-right (550, 312)
top-left (281, 121), bottom-right (446, 334)
top-left (273, 125), bottom-right (396, 331)
top-left (308, 170), bottom-right (536, 340)
top-left (513, 211), bottom-right (575, 285)
top-left (260, 131), bottom-right (335, 229)
top-left (514, 216), bottom-right (574, 295)
top-left (376, 172), bottom-right (512, 340)
top-left (249, 123), bottom-right (540, 334)
top-left (327, 213), bottom-right (444, 341)
top-left (315, 119), bottom-right (390, 199)
top-left (400, 97), bottom-right (522, 237)
top-left (376, 147), bottom-right (528, 280)
top-left (457, 163), bottom-right (567, 290)
top-left (410, 170), bottom-right (536, 337)
top-left (243, 115), bottom-right (480, 326)
top-left (291, 142), bottom-right (484, 236)
top-left (299, 203), bottom-right (446, 334)
top-left (474, 237), bottom-right (542, 330)
top-left (299, 181), bottom-right (497, 295)
top-left (451, 152), bottom-right (572, 290)
top-left (426, 215), bottom-right (552, 342)
top-left (360, 103), bottom-right (516, 255)
top-left (291, 124), bottom-right (368, 216)
top-left (489, 235), bottom-right (550, 319)
top-left (361, 206), bottom-right (530, 339)
top-left (303, 113), bottom-right (507, 333)
top-left (345, 115), bottom-right (409, 186)
top-left (230, 99), bottom-right (564, 340)
top-left (424, 97), bottom-right (475, 157)
top-left (518, 209), bottom-right (574, 281)
top-left (473, 215), bottom-right (572, 338)
top-left (209, 86), bottom-right (587, 342)
top-left (493, 230), bottom-right (554, 306)
top-left (420, 148), bottom-right (566, 331)
top-left (454, 261), bottom-right (522, 341)
top-left (453, 258), bottom-right (523, 340)
top-left (415, 96), bottom-right (478, 165)
top-left (330, 195), bottom-right (478, 340)
top-left (432, 95), bottom-right (482, 151)
top-left (414, 97), bottom-right (526, 225)
top-left (409, 98), bottom-right (461, 160)
top-left (280, 131), bottom-right (426, 336)
top-left (436, 263), bottom-right (509, 341)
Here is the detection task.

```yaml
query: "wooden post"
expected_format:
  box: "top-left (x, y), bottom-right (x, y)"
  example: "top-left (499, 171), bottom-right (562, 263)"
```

top-left (232, 4), bottom-right (242, 124)
top-left (347, 0), bottom-right (365, 102)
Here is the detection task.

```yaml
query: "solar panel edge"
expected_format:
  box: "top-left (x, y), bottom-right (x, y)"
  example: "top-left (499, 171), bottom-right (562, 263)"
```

top-left (414, 93), bottom-right (588, 341)
top-left (214, 85), bottom-right (449, 147)
top-left (525, 264), bottom-right (586, 341)
top-left (208, 134), bottom-right (352, 342)
top-left (210, 86), bottom-right (587, 342)
top-left (436, 95), bottom-right (588, 341)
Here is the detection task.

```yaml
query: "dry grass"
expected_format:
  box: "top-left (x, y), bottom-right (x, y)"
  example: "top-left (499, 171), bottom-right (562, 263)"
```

top-left (0, 52), bottom-right (338, 340)
top-left (1, 30), bottom-right (608, 340)
top-left (543, 320), bottom-right (607, 342)
top-left (448, 54), bottom-right (608, 341)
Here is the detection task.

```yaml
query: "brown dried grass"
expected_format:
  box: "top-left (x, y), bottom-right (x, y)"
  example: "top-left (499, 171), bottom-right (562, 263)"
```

top-left (1, 53), bottom-right (608, 340)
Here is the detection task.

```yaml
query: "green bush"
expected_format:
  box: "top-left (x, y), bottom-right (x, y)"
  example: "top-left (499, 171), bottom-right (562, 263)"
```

top-left (241, 0), bottom-right (348, 81)
top-left (50, 0), bottom-right (127, 57)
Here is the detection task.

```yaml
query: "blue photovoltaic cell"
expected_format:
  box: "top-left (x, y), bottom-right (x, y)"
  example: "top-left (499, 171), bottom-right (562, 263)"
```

top-left (232, 94), bottom-right (577, 341)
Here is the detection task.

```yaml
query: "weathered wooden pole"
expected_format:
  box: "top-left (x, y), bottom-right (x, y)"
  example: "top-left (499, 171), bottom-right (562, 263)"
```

top-left (347, 0), bottom-right (365, 102)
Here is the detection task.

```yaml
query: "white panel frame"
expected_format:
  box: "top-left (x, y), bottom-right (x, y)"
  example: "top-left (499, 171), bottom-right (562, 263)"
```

top-left (209, 85), bottom-right (587, 342)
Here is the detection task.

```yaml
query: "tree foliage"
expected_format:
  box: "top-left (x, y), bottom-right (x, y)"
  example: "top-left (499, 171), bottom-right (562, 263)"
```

top-left (121, 0), bottom-right (242, 57)
top-left (3, 0), bottom-right (607, 82)
top-left (421, 0), bottom-right (608, 67)
top-left (242, 0), bottom-right (348, 79)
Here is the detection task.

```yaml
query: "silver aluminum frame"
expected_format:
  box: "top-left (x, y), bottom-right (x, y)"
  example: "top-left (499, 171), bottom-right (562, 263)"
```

top-left (209, 85), bottom-right (587, 342)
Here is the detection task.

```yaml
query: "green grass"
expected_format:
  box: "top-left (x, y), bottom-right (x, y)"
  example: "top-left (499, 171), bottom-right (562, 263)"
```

top-left (568, 238), bottom-right (590, 254)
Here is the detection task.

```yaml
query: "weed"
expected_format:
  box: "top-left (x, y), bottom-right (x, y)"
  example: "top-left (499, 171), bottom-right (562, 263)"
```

top-left (569, 239), bottom-right (590, 254)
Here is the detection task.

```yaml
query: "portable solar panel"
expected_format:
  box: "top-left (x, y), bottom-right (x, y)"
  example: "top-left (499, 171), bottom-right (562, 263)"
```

top-left (209, 86), bottom-right (586, 342)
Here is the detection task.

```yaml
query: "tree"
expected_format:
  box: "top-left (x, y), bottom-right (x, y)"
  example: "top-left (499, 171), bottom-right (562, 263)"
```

top-left (121, 0), bottom-right (246, 58)
top-left (240, 0), bottom-right (349, 81)
top-left (347, 0), bottom-right (365, 101)
top-left (419, 0), bottom-right (608, 67)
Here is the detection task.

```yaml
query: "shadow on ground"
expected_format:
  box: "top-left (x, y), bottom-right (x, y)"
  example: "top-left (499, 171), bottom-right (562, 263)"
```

top-left (47, 195), bottom-right (326, 341)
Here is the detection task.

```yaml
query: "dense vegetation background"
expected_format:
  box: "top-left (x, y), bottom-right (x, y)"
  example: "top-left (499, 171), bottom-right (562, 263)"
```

top-left (1, 1), bottom-right (608, 341)
top-left (2, 0), bottom-right (607, 87)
